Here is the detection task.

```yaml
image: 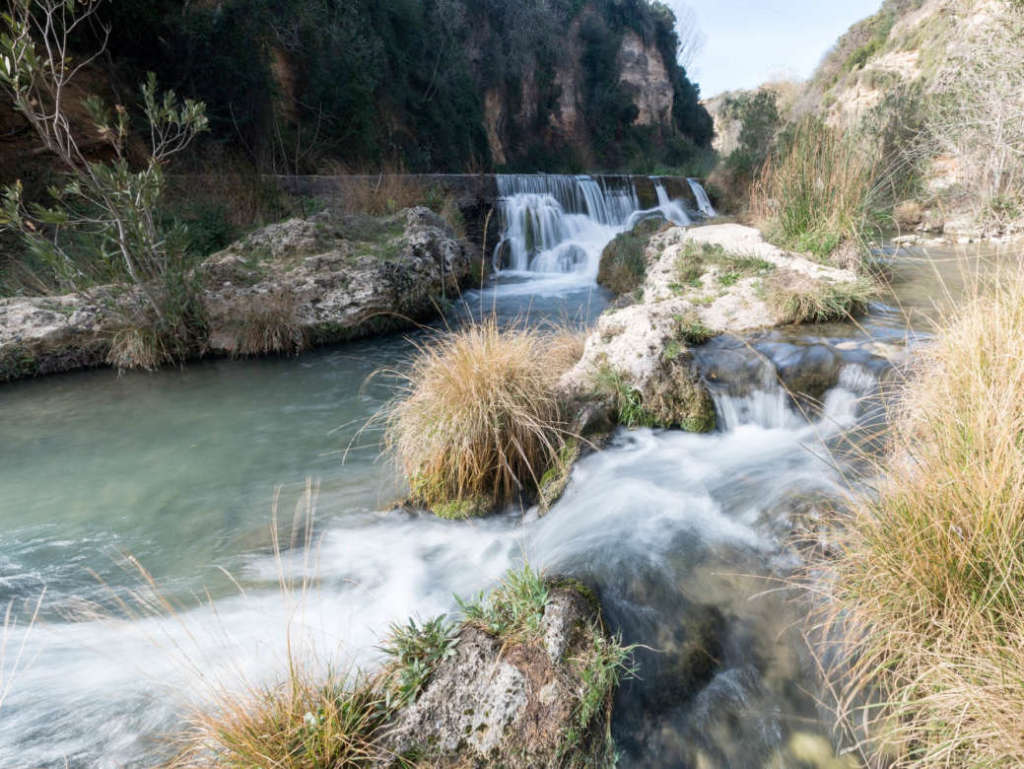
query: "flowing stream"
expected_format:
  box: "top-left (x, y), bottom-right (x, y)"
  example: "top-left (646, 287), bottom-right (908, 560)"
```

top-left (0, 180), bottom-right (980, 768)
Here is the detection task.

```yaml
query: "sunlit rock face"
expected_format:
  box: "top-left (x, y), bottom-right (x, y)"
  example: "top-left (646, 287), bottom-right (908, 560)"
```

top-left (617, 30), bottom-right (675, 127)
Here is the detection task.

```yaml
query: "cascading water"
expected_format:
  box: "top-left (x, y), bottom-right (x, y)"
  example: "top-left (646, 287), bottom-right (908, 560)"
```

top-left (492, 174), bottom-right (690, 279)
top-left (688, 177), bottom-right (719, 218)
top-left (0, 247), bottom-right (962, 768)
top-left (652, 178), bottom-right (693, 226)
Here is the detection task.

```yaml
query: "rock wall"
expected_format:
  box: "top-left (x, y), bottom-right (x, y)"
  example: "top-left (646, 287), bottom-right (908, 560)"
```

top-left (617, 30), bottom-right (675, 127)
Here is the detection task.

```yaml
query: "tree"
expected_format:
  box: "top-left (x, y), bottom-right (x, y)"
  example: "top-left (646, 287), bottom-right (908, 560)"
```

top-left (661, 1), bottom-right (705, 69)
top-left (0, 0), bottom-right (208, 364)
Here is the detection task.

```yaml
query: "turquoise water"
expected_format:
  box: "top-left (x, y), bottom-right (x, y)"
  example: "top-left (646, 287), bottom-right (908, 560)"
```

top-left (0, 248), bottom-right (998, 768)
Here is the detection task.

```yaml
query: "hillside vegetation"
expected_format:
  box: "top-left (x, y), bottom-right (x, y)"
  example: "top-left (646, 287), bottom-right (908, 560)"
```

top-left (78, 0), bottom-right (712, 175)
top-left (712, 0), bottom-right (1024, 248)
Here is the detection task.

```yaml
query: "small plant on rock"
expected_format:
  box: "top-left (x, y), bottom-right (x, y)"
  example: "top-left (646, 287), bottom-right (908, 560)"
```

top-left (456, 564), bottom-right (551, 642)
top-left (380, 615), bottom-right (459, 707)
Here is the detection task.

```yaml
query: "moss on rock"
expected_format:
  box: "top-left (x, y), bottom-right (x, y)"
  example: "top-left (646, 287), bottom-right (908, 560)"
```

top-left (596, 216), bottom-right (668, 296)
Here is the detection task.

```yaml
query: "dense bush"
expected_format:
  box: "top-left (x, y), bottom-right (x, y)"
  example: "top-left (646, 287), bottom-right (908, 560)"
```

top-left (723, 89), bottom-right (780, 182)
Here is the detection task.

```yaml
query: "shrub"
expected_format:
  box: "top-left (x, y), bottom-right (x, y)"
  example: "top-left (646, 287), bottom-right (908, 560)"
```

top-left (751, 119), bottom-right (878, 262)
top-left (385, 318), bottom-right (574, 516)
top-left (824, 270), bottom-right (1024, 768)
top-left (723, 89), bottom-right (781, 182)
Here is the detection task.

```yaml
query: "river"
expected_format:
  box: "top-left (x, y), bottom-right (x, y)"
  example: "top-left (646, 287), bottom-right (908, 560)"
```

top-left (0, 176), bottom-right (980, 768)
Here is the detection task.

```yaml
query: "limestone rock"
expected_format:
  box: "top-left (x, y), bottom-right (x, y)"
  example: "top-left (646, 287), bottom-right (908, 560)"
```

top-left (0, 207), bottom-right (471, 383)
top-left (379, 586), bottom-right (610, 769)
top-left (561, 224), bottom-right (863, 431)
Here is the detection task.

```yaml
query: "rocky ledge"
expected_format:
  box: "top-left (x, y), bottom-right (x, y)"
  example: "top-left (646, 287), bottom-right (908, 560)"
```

top-left (0, 207), bottom-right (470, 383)
top-left (377, 577), bottom-right (627, 769)
top-left (562, 222), bottom-right (872, 432)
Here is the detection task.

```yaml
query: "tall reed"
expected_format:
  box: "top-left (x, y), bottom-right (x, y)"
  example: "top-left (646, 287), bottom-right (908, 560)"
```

top-left (824, 267), bottom-right (1024, 768)
top-left (751, 118), bottom-right (877, 261)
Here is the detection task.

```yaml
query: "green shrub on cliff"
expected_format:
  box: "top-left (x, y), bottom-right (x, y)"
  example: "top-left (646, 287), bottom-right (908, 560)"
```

top-left (597, 216), bottom-right (667, 295)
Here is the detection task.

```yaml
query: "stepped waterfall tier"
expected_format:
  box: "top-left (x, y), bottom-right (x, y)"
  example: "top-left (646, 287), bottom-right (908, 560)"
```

top-left (492, 174), bottom-right (715, 277)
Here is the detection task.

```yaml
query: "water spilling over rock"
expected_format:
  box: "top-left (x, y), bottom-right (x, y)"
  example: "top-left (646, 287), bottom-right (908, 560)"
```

top-left (491, 174), bottom-right (714, 278)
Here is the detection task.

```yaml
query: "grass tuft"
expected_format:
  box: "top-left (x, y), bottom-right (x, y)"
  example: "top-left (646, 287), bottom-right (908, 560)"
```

top-left (385, 317), bottom-right (575, 515)
top-left (380, 615), bottom-right (459, 708)
top-left (767, 271), bottom-right (873, 324)
top-left (456, 564), bottom-right (550, 643)
top-left (824, 268), bottom-right (1024, 769)
top-left (233, 291), bottom-right (307, 357)
top-left (170, 667), bottom-right (386, 769)
top-left (593, 365), bottom-right (655, 429)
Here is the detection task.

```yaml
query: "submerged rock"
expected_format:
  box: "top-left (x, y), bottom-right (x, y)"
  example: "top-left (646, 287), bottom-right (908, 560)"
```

top-left (379, 584), bottom-right (621, 768)
top-left (0, 207), bottom-right (471, 382)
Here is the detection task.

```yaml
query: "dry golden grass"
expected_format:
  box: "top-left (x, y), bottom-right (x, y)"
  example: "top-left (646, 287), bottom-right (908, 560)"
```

top-left (766, 270), bottom-right (874, 324)
top-left (233, 291), bottom-right (307, 357)
top-left (106, 325), bottom-right (173, 372)
top-left (335, 174), bottom-right (465, 237)
top-left (542, 326), bottom-right (587, 375)
top-left (385, 317), bottom-right (577, 517)
top-left (823, 268), bottom-right (1024, 768)
top-left (169, 665), bottom-right (386, 769)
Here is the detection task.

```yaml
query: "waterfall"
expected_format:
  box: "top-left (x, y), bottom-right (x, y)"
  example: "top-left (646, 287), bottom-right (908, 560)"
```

top-left (653, 180), bottom-right (693, 226)
top-left (492, 174), bottom-right (685, 279)
top-left (688, 178), bottom-right (718, 218)
top-left (708, 357), bottom-right (877, 432)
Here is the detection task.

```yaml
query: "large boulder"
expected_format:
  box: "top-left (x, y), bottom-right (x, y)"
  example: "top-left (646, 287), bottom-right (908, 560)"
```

top-left (201, 206), bottom-right (471, 354)
top-left (0, 207), bottom-right (471, 382)
top-left (562, 224), bottom-right (870, 431)
top-left (0, 289), bottom-right (122, 382)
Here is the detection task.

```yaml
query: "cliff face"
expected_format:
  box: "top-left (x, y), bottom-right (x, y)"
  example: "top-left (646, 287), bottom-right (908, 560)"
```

top-left (617, 30), bottom-right (675, 127)
top-left (477, 7), bottom-right (682, 169)
top-left (717, 0), bottom-right (1024, 239)
top-left (88, 0), bottom-right (712, 174)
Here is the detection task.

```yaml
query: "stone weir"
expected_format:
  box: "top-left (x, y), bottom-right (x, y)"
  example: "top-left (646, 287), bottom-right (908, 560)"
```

top-left (267, 174), bottom-right (703, 254)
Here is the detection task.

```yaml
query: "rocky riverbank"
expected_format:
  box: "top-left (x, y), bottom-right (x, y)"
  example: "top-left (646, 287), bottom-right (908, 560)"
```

top-left (0, 207), bottom-right (471, 383)
top-left (561, 222), bottom-right (873, 434)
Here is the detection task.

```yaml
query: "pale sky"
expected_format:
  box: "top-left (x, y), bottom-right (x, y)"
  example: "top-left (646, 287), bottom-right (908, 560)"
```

top-left (687, 0), bottom-right (884, 97)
